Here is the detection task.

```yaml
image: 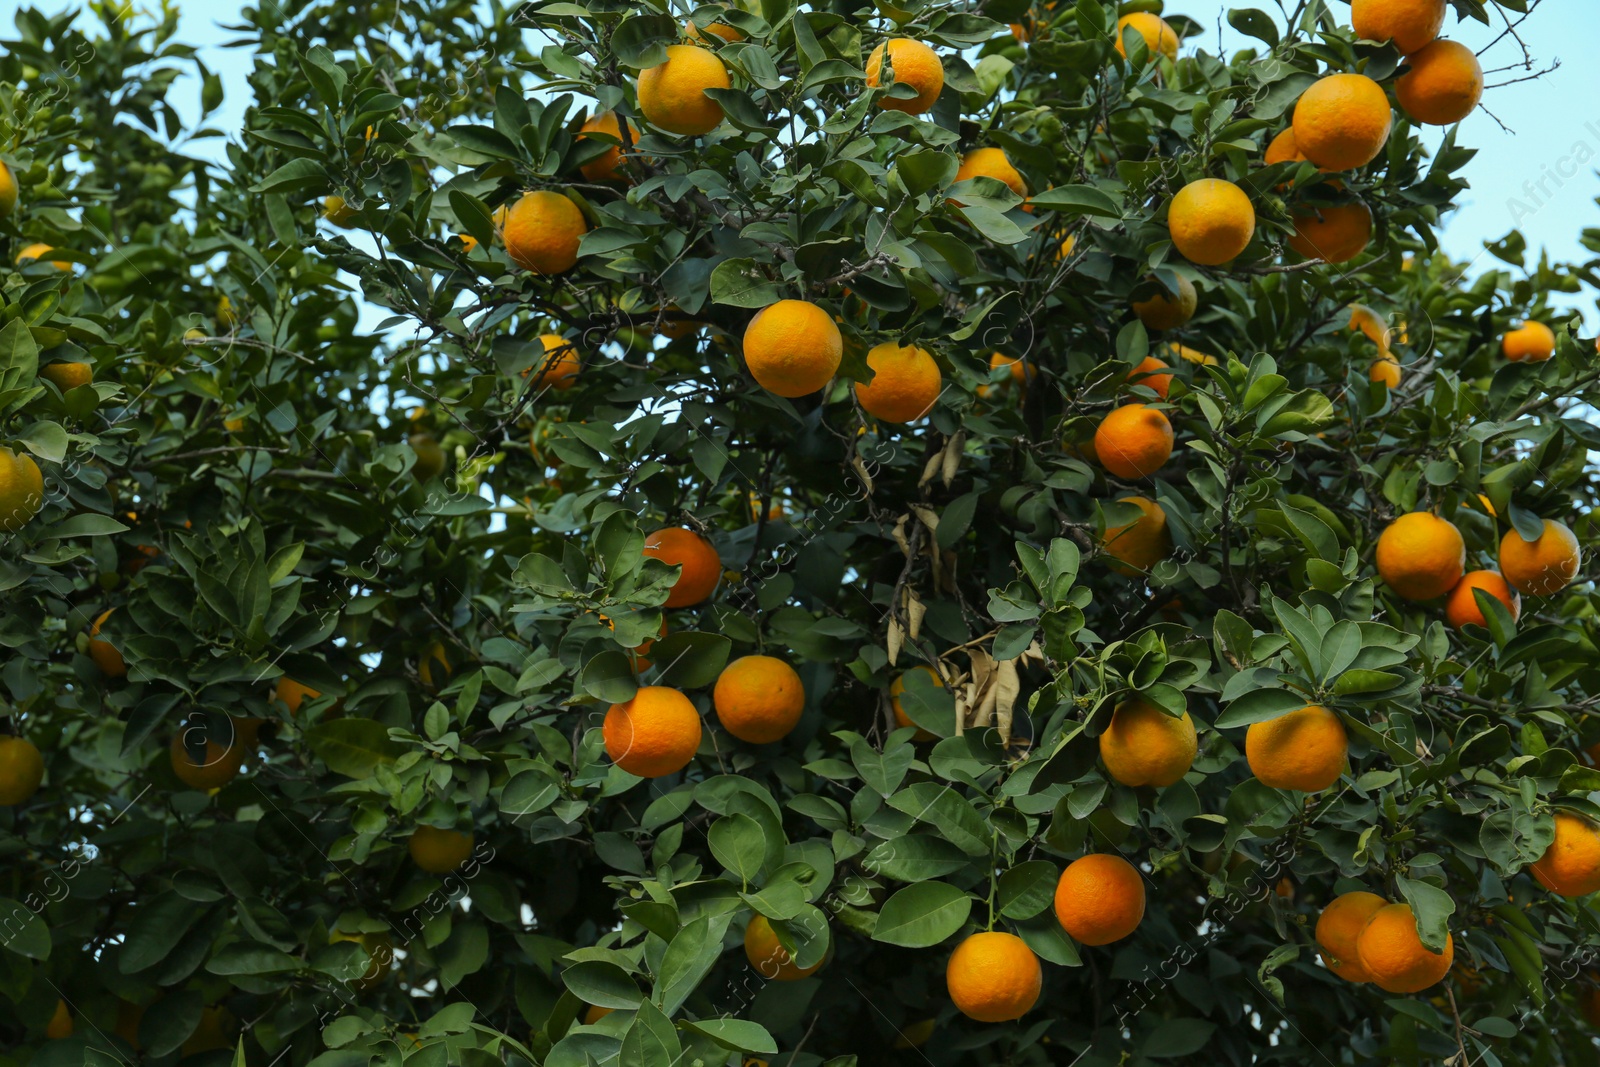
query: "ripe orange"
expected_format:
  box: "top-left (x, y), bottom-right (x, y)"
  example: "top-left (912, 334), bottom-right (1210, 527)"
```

top-left (714, 655), bottom-right (806, 743)
top-left (88, 609), bottom-right (127, 677)
top-left (1375, 512), bottom-right (1465, 601)
top-left (890, 665), bottom-right (942, 741)
top-left (1264, 127), bottom-right (1307, 167)
top-left (276, 676), bottom-right (322, 714)
top-left (604, 685), bottom-right (702, 777)
top-left (0, 736), bottom-right (44, 805)
top-left (945, 931), bottom-right (1041, 1021)
top-left (744, 914), bottom-right (824, 980)
top-left (1054, 853), bottom-right (1146, 945)
top-left (685, 18), bottom-right (744, 44)
top-left (1287, 199), bottom-right (1372, 263)
top-left (1292, 73), bottom-right (1393, 171)
top-left (856, 342), bottom-right (942, 423)
top-left (323, 195), bottom-right (358, 226)
top-left (419, 641), bottom-right (453, 689)
top-left (1530, 811), bottom-right (1600, 897)
top-left (866, 39), bottom-right (945, 115)
top-left (169, 730), bottom-right (243, 791)
top-left (984, 352), bottom-right (1035, 395)
top-left (528, 334), bottom-right (582, 390)
top-left (1351, 0), bottom-right (1444, 54)
top-left (1396, 40), bottom-right (1483, 126)
top-left (1356, 903), bottom-right (1454, 993)
top-left (1502, 320), bottom-right (1555, 362)
top-left (1499, 519), bottom-right (1580, 597)
top-left (1369, 355), bottom-right (1401, 389)
top-left (638, 45), bottom-right (730, 136)
top-left (643, 526), bottom-right (722, 607)
top-left (743, 299), bottom-right (843, 397)
top-left (1168, 178), bottom-right (1255, 265)
top-left (578, 111), bottom-right (628, 181)
top-left (954, 147), bottom-right (1027, 198)
top-left (583, 1004), bottom-right (615, 1025)
top-left (0, 162), bottom-right (15, 219)
top-left (1093, 403), bottom-right (1175, 480)
top-left (1350, 304), bottom-right (1391, 347)
top-left (1128, 356), bottom-right (1173, 399)
top-left (1102, 496), bottom-right (1171, 576)
top-left (16, 243), bottom-right (71, 271)
top-left (0, 446), bottom-right (44, 531)
top-left (1113, 12), bottom-right (1178, 61)
top-left (1166, 342), bottom-right (1218, 366)
top-left (1099, 697), bottom-right (1196, 787)
top-left (45, 999), bottom-right (72, 1039)
top-left (409, 825), bottom-right (475, 873)
top-left (1245, 705), bottom-right (1347, 792)
top-left (1131, 275), bottom-right (1196, 331)
top-left (1315, 891), bottom-right (1387, 982)
top-left (40, 361), bottom-right (92, 391)
top-left (1445, 570), bottom-right (1520, 630)
top-left (501, 190), bottom-right (587, 275)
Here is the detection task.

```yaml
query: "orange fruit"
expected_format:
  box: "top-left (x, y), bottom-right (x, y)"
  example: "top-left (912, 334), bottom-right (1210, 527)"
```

top-left (1102, 496), bottom-right (1171, 576)
top-left (456, 233), bottom-right (479, 254)
top-left (501, 190), bottom-right (587, 275)
top-left (1356, 903), bottom-right (1453, 993)
top-left (419, 641), bottom-right (453, 689)
top-left (1370, 355), bottom-right (1401, 389)
top-left (1350, 304), bottom-right (1391, 347)
top-left (1264, 127), bottom-right (1307, 167)
top-left (890, 666), bottom-right (942, 741)
top-left (408, 433), bottom-right (445, 481)
top-left (0, 446), bottom-right (44, 531)
top-left (1099, 696), bottom-right (1196, 787)
top-left (1315, 891), bottom-right (1387, 982)
top-left (1054, 853), bottom-right (1145, 945)
top-left (866, 39), bottom-right (945, 115)
top-left (323, 195), bottom-right (358, 226)
top-left (1167, 178), bottom-right (1255, 265)
top-left (604, 685), bottom-right (702, 777)
top-left (856, 341), bottom-right (942, 423)
top-left (1502, 320), bottom-right (1555, 362)
top-left (583, 1004), bottom-right (615, 1024)
top-left (1396, 39), bottom-right (1483, 126)
top-left (1287, 199), bottom-right (1372, 263)
top-left (528, 334), bottom-right (582, 390)
top-left (275, 676), bottom-right (322, 714)
top-left (1127, 356), bottom-right (1173, 399)
top-left (0, 736), bottom-right (44, 805)
top-left (88, 608), bottom-right (127, 677)
top-left (578, 111), bottom-right (627, 181)
top-left (40, 361), bottom-right (92, 391)
top-left (1166, 342), bottom-right (1218, 366)
top-left (1582, 983), bottom-right (1600, 1027)
top-left (409, 825), bottom-right (475, 873)
top-left (983, 353), bottom-right (1035, 395)
top-left (685, 18), bottom-right (744, 43)
top-left (643, 526), bottom-right (722, 607)
top-left (743, 299), bottom-right (843, 398)
top-left (945, 931), bottom-right (1041, 1021)
top-left (1530, 810), bottom-right (1600, 897)
top-left (954, 147), bottom-right (1027, 198)
top-left (1131, 275), bottom-right (1196, 331)
top-left (714, 655), bottom-right (806, 743)
top-left (1375, 512), bottom-right (1465, 601)
top-left (1351, 0), bottom-right (1444, 54)
top-left (16, 243), bottom-right (71, 270)
top-left (1245, 704), bottom-right (1347, 792)
top-left (0, 162), bottom-right (15, 219)
top-left (1112, 12), bottom-right (1178, 61)
top-left (1445, 570), bottom-right (1520, 630)
top-left (1292, 73), bottom-right (1393, 171)
top-left (328, 929), bottom-right (392, 991)
top-left (1499, 519), bottom-right (1580, 597)
top-left (45, 999), bottom-right (73, 1039)
top-left (638, 45), bottom-right (730, 136)
top-left (169, 729), bottom-right (243, 791)
top-left (1093, 403), bottom-right (1174, 480)
top-left (744, 914), bottom-right (824, 980)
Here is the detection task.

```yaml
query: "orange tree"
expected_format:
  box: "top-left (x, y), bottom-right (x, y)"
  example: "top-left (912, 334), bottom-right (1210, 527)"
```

top-left (2, 0), bottom-right (1599, 1064)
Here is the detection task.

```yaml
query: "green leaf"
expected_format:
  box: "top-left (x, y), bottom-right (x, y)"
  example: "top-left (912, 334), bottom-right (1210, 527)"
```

top-left (1143, 1018), bottom-right (1217, 1058)
top-left (649, 632), bottom-right (731, 689)
top-left (999, 860), bottom-right (1059, 919)
top-left (709, 258), bottom-right (784, 308)
top-left (206, 942), bottom-right (302, 975)
top-left (708, 813), bottom-right (768, 884)
top-left (580, 650), bottom-right (640, 703)
top-left (677, 1019), bottom-right (778, 1055)
top-left (0, 317), bottom-right (40, 393)
top-left (1395, 876), bottom-right (1456, 954)
top-left (46, 513), bottom-right (130, 539)
top-left (0, 898), bottom-right (50, 959)
top-left (656, 911), bottom-right (734, 1016)
top-left (1215, 688), bottom-right (1308, 729)
top-left (1226, 8), bottom-right (1279, 46)
top-left (872, 882), bottom-right (972, 947)
top-left (17, 421), bottom-right (67, 463)
top-left (1024, 183), bottom-right (1121, 217)
top-left (562, 959), bottom-right (641, 1009)
top-left (851, 735), bottom-right (914, 796)
top-left (303, 718), bottom-right (405, 779)
top-left (249, 157), bottom-right (329, 195)
top-left (864, 834), bottom-right (969, 882)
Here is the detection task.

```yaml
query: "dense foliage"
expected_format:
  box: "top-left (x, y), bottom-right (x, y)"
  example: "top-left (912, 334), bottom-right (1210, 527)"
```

top-left (2, 0), bottom-right (1599, 1065)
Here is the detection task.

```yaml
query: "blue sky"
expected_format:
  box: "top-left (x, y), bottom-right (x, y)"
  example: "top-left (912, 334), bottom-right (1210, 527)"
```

top-left (11, 0), bottom-right (1599, 313)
